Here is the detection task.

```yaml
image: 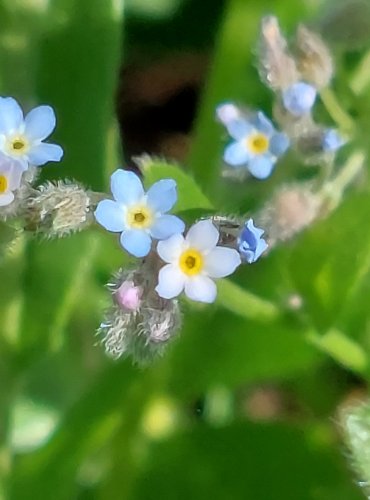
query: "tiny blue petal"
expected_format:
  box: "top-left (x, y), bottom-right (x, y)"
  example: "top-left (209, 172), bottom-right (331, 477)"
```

top-left (120, 229), bottom-right (152, 258)
top-left (27, 143), bottom-right (63, 166)
top-left (282, 82), bottom-right (317, 117)
top-left (238, 219), bottom-right (268, 263)
top-left (146, 179), bottom-right (177, 213)
top-left (110, 169), bottom-right (144, 205)
top-left (24, 105), bottom-right (56, 141)
top-left (248, 155), bottom-right (275, 179)
top-left (149, 214), bottom-right (185, 239)
top-left (94, 199), bottom-right (126, 232)
top-left (226, 118), bottom-right (254, 141)
top-left (0, 97), bottom-right (23, 133)
top-left (251, 111), bottom-right (274, 136)
top-left (322, 129), bottom-right (345, 152)
top-left (269, 132), bottom-right (290, 157)
top-left (224, 141), bottom-right (250, 166)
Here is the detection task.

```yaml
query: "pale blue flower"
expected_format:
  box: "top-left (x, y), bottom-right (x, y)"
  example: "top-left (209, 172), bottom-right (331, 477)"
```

top-left (282, 82), bottom-right (317, 117)
top-left (217, 105), bottom-right (289, 179)
top-left (95, 169), bottom-right (185, 258)
top-left (0, 97), bottom-right (63, 170)
top-left (238, 219), bottom-right (268, 263)
top-left (322, 129), bottom-right (345, 152)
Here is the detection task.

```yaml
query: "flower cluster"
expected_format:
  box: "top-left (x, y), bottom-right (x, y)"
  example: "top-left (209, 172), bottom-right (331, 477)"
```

top-left (0, 15), bottom-right (359, 366)
top-left (94, 169), bottom-right (259, 305)
top-left (0, 97), bottom-right (63, 219)
top-left (217, 17), bottom-right (345, 180)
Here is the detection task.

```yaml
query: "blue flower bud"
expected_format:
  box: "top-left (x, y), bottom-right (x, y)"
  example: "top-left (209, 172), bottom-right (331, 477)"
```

top-left (282, 82), bottom-right (317, 116)
top-left (238, 219), bottom-right (268, 263)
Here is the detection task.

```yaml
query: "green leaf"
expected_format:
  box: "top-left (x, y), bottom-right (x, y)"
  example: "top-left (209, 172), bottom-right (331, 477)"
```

top-left (142, 158), bottom-right (213, 212)
top-left (35, 0), bottom-right (122, 190)
top-left (290, 194), bottom-right (370, 333)
top-left (166, 309), bottom-right (320, 397)
top-left (132, 422), bottom-right (363, 500)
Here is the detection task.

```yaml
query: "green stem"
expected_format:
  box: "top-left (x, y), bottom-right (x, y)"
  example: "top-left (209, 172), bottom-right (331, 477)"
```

top-left (350, 48), bottom-right (370, 95)
top-left (319, 87), bottom-right (355, 133)
top-left (318, 150), bottom-right (365, 209)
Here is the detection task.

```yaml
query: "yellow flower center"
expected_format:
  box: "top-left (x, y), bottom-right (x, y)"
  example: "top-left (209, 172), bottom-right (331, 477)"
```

top-left (0, 175), bottom-right (7, 193)
top-left (126, 205), bottom-right (153, 229)
top-left (247, 133), bottom-right (269, 154)
top-left (179, 248), bottom-right (204, 276)
top-left (9, 136), bottom-right (28, 155)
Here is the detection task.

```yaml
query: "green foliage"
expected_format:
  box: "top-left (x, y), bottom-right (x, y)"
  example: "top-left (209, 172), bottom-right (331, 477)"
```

top-left (0, 0), bottom-right (370, 499)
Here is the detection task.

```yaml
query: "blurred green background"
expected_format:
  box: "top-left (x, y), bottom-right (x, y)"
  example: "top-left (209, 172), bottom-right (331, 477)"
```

top-left (2, 0), bottom-right (370, 498)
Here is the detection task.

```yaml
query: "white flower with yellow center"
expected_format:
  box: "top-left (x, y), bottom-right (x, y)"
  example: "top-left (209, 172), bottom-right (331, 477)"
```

top-left (94, 169), bottom-right (185, 258)
top-left (155, 220), bottom-right (241, 303)
top-left (0, 97), bottom-right (63, 170)
top-left (0, 153), bottom-right (23, 206)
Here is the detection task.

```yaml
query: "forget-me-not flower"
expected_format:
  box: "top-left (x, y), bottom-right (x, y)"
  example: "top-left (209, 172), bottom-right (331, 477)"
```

top-left (217, 104), bottom-right (289, 179)
top-left (0, 153), bottom-right (24, 206)
top-left (0, 97), bottom-right (63, 170)
top-left (282, 81), bottom-right (317, 117)
top-left (95, 169), bottom-right (185, 258)
top-left (155, 220), bottom-right (241, 303)
top-left (238, 219), bottom-right (268, 263)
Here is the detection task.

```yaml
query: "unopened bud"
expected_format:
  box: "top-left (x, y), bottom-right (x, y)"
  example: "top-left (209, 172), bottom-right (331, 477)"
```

top-left (295, 24), bottom-right (334, 89)
top-left (25, 180), bottom-right (94, 237)
top-left (99, 263), bottom-right (182, 365)
top-left (256, 184), bottom-right (321, 246)
top-left (259, 16), bottom-right (299, 91)
top-left (115, 280), bottom-right (143, 311)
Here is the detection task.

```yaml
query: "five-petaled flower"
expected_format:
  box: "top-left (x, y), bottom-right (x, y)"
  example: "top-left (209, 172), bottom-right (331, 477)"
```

top-left (0, 153), bottom-right (24, 206)
top-left (238, 219), bottom-right (268, 263)
top-left (94, 169), bottom-right (185, 258)
top-left (217, 104), bottom-right (289, 179)
top-left (155, 219), bottom-right (241, 303)
top-left (0, 97), bottom-right (63, 170)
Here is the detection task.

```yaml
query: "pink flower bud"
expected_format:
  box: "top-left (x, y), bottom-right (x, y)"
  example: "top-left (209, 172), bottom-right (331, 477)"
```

top-left (115, 280), bottom-right (142, 311)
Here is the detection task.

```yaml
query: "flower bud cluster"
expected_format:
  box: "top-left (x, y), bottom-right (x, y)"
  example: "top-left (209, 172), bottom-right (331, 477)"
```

top-left (98, 266), bottom-right (182, 365)
top-left (259, 16), bottom-right (343, 164)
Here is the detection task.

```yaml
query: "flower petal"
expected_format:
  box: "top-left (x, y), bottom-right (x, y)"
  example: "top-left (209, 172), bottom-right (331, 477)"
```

top-left (27, 143), bottom-right (64, 166)
top-left (110, 169), bottom-right (144, 205)
top-left (120, 229), bottom-right (151, 257)
top-left (7, 162), bottom-right (23, 190)
top-left (155, 264), bottom-right (185, 299)
top-left (186, 220), bottom-right (219, 252)
top-left (0, 191), bottom-right (14, 206)
top-left (226, 118), bottom-right (253, 141)
top-left (146, 178), bottom-right (177, 213)
top-left (157, 233), bottom-right (185, 263)
top-left (251, 111), bottom-right (274, 136)
top-left (150, 214), bottom-right (185, 240)
top-left (94, 199), bottom-right (126, 232)
top-left (0, 97), bottom-right (23, 134)
top-left (269, 132), bottom-right (290, 157)
top-left (248, 155), bottom-right (275, 179)
top-left (185, 275), bottom-right (217, 303)
top-left (24, 105), bottom-right (56, 141)
top-left (224, 141), bottom-right (250, 166)
top-left (216, 103), bottom-right (240, 124)
top-left (204, 247), bottom-right (241, 278)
